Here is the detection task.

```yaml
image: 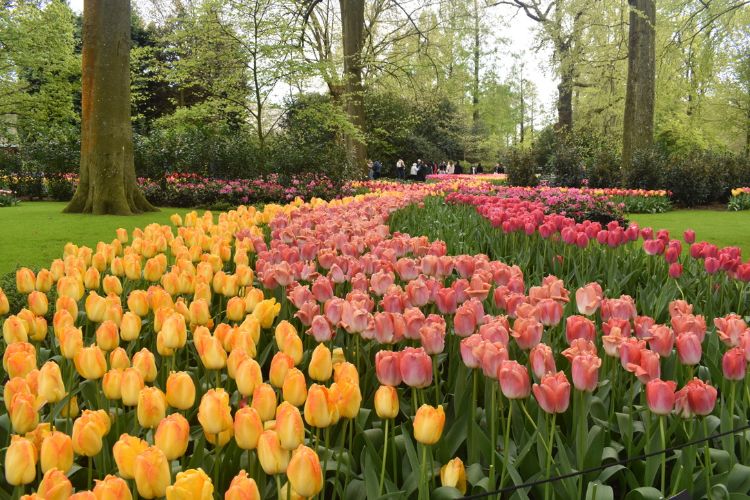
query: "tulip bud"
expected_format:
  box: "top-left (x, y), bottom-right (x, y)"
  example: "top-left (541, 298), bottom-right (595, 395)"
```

top-left (41, 431), bottom-right (74, 473)
top-left (155, 413), bottom-right (190, 460)
top-left (251, 383), bottom-right (277, 422)
top-left (308, 343), bottom-right (333, 382)
top-left (109, 347), bottom-right (130, 370)
top-left (257, 430), bottom-right (290, 475)
top-left (28, 290), bottom-right (48, 316)
top-left (165, 468), bottom-right (213, 500)
top-left (413, 404), bottom-right (445, 445)
top-left (9, 392), bottom-right (39, 433)
top-left (93, 475), bottom-right (132, 500)
top-left (59, 326), bottom-right (83, 359)
top-left (38, 361), bottom-right (66, 404)
top-left (127, 290), bottom-right (150, 317)
top-left (236, 358), bottom-right (263, 397)
top-left (225, 471), bottom-right (261, 500)
top-left (134, 446), bottom-right (172, 499)
top-left (198, 389), bottom-right (233, 436)
top-left (286, 445), bottom-right (324, 498)
top-left (113, 434), bottom-right (149, 479)
top-left (120, 312), bottom-right (142, 342)
top-left (234, 407), bottom-right (264, 450)
top-left (75, 345), bottom-right (107, 380)
top-left (132, 348), bottom-right (157, 382)
top-left (61, 395), bottom-right (79, 418)
top-left (5, 436), bottom-right (37, 485)
top-left (440, 458), bottom-right (467, 494)
top-left (38, 467), bottom-right (73, 500)
top-left (276, 402), bottom-right (305, 451)
top-left (269, 352), bottom-right (295, 388)
top-left (96, 321), bottom-right (120, 352)
top-left (282, 368), bottom-right (308, 407)
top-left (303, 384), bottom-right (332, 428)
top-left (3, 315), bottom-right (28, 343)
top-left (166, 371), bottom-right (196, 410)
top-left (16, 267), bottom-right (36, 294)
top-left (374, 385), bottom-right (400, 419)
top-left (138, 387), bottom-right (167, 429)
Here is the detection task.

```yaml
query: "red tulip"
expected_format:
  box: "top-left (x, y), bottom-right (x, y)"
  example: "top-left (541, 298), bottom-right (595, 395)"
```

top-left (626, 349), bottom-right (661, 383)
top-left (532, 371), bottom-right (570, 414)
top-left (498, 360), bottom-right (531, 399)
top-left (619, 337), bottom-right (646, 369)
top-left (571, 353), bottom-right (601, 392)
top-left (529, 343), bottom-right (556, 380)
top-left (722, 347), bottom-right (746, 381)
top-left (565, 315), bottom-right (596, 344)
top-left (668, 263), bottom-right (683, 279)
top-left (683, 229), bottom-right (696, 244)
top-left (375, 351), bottom-right (402, 386)
top-left (645, 378), bottom-right (676, 415)
top-left (399, 347), bottom-right (432, 388)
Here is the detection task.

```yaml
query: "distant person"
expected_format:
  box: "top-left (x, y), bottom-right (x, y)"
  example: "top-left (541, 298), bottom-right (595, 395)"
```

top-left (446, 161), bottom-right (455, 174)
top-left (494, 162), bottom-right (504, 174)
top-left (454, 161), bottom-right (463, 175)
top-left (396, 158), bottom-right (406, 179)
top-left (367, 160), bottom-right (374, 180)
top-left (476, 163), bottom-right (483, 174)
top-left (417, 162), bottom-right (429, 181)
top-left (373, 160), bottom-right (382, 179)
top-left (410, 162), bottom-right (419, 180)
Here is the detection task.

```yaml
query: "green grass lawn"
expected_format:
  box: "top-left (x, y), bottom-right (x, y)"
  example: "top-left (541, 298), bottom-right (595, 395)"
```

top-left (0, 202), bottom-right (193, 275)
top-left (630, 209), bottom-right (750, 255)
top-left (1, 202), bottom-right (748, 277)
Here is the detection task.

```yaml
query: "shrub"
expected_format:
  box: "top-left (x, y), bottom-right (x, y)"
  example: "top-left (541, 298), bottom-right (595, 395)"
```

top-left (505, 148), bottom-right (537, 186)
top-left (623, 146), bottom-right (667, 190)
top-left (585, 146), bottom-right (622, 188)
top-left (47, 173), bottom-right (77, 201)
top-left (0, 189), bottom-right (19, 207)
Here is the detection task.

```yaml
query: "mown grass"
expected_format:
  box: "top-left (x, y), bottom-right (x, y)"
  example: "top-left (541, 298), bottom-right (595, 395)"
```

top-left (0, 202), bottom-right (193, 275)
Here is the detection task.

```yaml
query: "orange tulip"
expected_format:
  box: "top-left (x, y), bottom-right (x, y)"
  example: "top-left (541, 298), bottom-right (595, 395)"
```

top-left (234, 406), bottom-right (264, 450)
top-left (59, 326), bottom-right (83, 359)
top-left (72, 415), bottom-right (106, 457)
top-left (308, 343), bottom-right (332, 382)
top-left (85, 291), bottom-right (107, 322)
top-left (38, 361), bottom-right (65, 404)
top-left (120, 312), bottom-right (142, 342)
top-left (226, 296), bottom-right (246, 322)
top-left (257, 430), bottom-right (290, 475)
top-left (269, 352), bottom-right (295, 388)
top-left (109, 347), bottom-right (130, 370)
top-left (4, 342), bottom-right (36, 380)
top-left (113, 434), bottom-right (149, 479)
top-left (28, 290), bottom-right (49, 316)
top-left (333, 361), bottom-right (359, 386)
top-left (197, 337), bottom-right (227, 370)
top-left (132, 348), bottom-right (157, 382)
top-left (127, 290), bottom-right (150, 317)
top-left (16, 267), bottom-right (36, 294)
top-left (3, 315), bottom-right (28, 343)
top-left (276, 402), bottom-right (305, 451)
top-left (251, 383), bottom-right (277, 422)
top-left (5, 436), bottom-right (37, 485)
top-left (252, 298), bottom-right (280, 329)
top-left (165, 468), bottom-right (214, 500)
top-left (74, 345), bottom-right (107, 380)
top-left (286, 445), bottom-right (324, 498)
top-left (304, 384), bottom-right (332, 428)
top-left (41, 431), bottom-right (74, 473)
top-left (96, 321), bottom-right (120, 351)
top-left (134, 446), bottom-right (172, 499)
top-left (0, 287), bottom-right (10, 315)
top-left (161, 312), bottom-right (187, 349)
top-left (334, 381), bottom-right (361, 419)
top-left (166, 371), bottom-right (196, 410)
top-left (413, 404), bottom-right (445, 445)
top-left (225, 471), bottom-right (261, 500)
top-left (374, 385), bottom-right (399, 419)
top-left (4, 377), bottom-right (31, 412)
top-left (9, 392), bottom-right (38, 433)
top-left (235, 358), bottom-right (263, 397)
top-left (84, 266), bottom-right (101, 290)
top-left (103, 275), bottom-right (124, 296)
top-left (440, 457), bottom-right (467, 494)
top-left (155, 413), bottom-right (190, 460)
top-left (93, 474), bottom-right (133, 500)
top-left (38, 467), bottom-right (73, 500)
top-left (198, 388), bottom-right (232, 436)
top-left (137, 387), bottom-right (167, 429)
top-left (282, 368), bottom-right (308, 407)
top-left (61, 394), bottom-right (79, 418)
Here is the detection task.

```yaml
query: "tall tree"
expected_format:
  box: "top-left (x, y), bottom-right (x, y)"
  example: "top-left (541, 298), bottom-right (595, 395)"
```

top-left (622, 0), bottom-right (656, 169)
top-left (340, 0), bottom-right (367, 172)
top-left (65, 0), bottom-right (155, 214)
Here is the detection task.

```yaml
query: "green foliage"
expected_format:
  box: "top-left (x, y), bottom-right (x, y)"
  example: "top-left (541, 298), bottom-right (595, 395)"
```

top-left (623, 147), bottom-right (669, 190)
top-left (505, 148), bottom-right (538, 186)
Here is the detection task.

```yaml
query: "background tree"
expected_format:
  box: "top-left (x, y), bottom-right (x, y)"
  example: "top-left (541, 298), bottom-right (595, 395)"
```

top-left (65, 0), bottom-right (155, 214)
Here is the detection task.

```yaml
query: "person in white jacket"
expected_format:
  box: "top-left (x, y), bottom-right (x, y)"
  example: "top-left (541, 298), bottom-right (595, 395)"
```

top-left (410, 162), bottom-right (419, 180)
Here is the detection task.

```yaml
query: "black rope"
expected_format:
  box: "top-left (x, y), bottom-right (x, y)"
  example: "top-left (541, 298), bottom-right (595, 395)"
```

top-left (461, 422), bottom-right (750, 499)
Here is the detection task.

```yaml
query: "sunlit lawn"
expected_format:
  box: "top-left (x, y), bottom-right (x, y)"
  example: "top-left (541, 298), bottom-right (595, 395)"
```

top-left (0, 202), bottom-right (192, 275)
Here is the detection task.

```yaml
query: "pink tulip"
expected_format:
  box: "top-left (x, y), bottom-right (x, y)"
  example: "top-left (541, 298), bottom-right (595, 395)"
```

top-left (311, 276), bottom-right (334, 302)
top-left (722, 347), bottom-right (747, 381)
top-left (532, 371), bottom-right (570, 414)
top-left (675, 378), bottom-right (717, 417)
top-left (370, 270), bottom-right (395, 296)
top-left (478, 317), bottom-right (510, 345)
top-left (511, 317), bottom-right (544, 350)
top-left (668, 300), bottom-right (693, 318)
top-left (601, 296), bottom-right (636, 321)
top-left (562, 338), bottom-right (598, 361)
top-left (648, 325), bottom-right (675, 357)
top-left (675, 332), bottom-right (702, 366)
top-left (498, 360), bottom-right (531, 399)
top-left (668, 263), bottom-right (683, 279)
top-left (478, 341), bottom-right (508, 379)
top-left (460, 335), bottom-right (483, 369)
top-left (571, 353), bottom-right (601, 392)
top-left (419, 315), bottom-right (446, 355)
top-left (626, 349), bottom-right (661, 383)
top-left (308, 315), bottom-right (334, 342)
top-left (405, 279), bottom-right (431, 307)
top-left (453, 307), bottom-right (477, 337)
top-left (714, 314), bottom-right (747, 347)
top-left (619, 337), bottom-right (646, 369)
top-left (633, 316), bottom-right (656, 340)
top-left (575, 283), bottom-right (603, 316)
top-left (684, 229), bottom-right (696, 244)
top-left (645, 378), bottom-right (677, 415)
top-left (565, 315), bottom-right (596, 344)
top-left (402, 307), bottom-right (426, 340)
top-left (537, 299), bottom-right (563, 326)
top-left (399, 347), bottom-right (433, 388)
top-left (323, 297), bottom-right (345, 325)
top-left (529, 343), bottom-right (556, 380)
top-left (375, 350), bottom-right (402, 386)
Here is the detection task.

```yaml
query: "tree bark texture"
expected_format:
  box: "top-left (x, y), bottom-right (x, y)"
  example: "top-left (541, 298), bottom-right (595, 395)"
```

top-left (622, 0), bottom-right (656, 170)
top-left (340, 0), bottom-right (367, 175)
top-left (555, 40), bottom-right (574, 131)
top-left (65, 0), bottom-right (156, 215)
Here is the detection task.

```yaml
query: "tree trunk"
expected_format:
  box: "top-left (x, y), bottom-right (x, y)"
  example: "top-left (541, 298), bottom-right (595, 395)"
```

top-left (340, 0), bottom-right (367, 175)
top-left (555, 41), bottom-right (574, 131)
top-left (472, 0), bottom-right (480, 127)
top-left (65, 0), bottom-right (155, 215)
top-left (622, 0), bottom-right (656, 170)
top-left (745, 105), bottom-right (750, 158)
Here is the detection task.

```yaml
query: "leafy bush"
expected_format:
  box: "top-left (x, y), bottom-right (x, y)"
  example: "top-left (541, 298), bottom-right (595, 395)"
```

top-left (664, 150), bottom-right (730, 207)
top-left (623, 146), bottom-right (668, 190)
top-left (0, 189), bottom-right (19, 207)
top-left (585, 146), bottom-right (622, 188)
top-left (728, 190), bottom-right (750, 211)
top-left (505, 148), bottom-right (537, 186)
top-left (47, 173), bottom-right (77, 201)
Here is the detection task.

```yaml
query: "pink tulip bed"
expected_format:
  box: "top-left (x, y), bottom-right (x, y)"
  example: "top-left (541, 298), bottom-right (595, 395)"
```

top-left (0, 181), bottom-right (749, 500)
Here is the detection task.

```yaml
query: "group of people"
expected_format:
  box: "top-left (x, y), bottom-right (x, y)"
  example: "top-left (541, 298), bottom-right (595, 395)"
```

top-left (371, 158), bottom-right (504, 181)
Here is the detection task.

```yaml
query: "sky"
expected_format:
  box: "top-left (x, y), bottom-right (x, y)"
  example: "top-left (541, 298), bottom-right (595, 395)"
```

top-left (68, 0), bottom-right (557, 124)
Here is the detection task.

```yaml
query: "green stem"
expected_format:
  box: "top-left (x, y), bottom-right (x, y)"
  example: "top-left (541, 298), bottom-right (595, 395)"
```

top-left (88, 455), bottom-right (93, 490)
top-left (728, 382), bottom-right (736, 468)
top-left (275, 474), bottom-right (283, 499)
top-left (419, 444), bottom-right (428, 500)
top-left (322, 427), bottom-right (330, 499)
top-left (469, 369), bottom-right (478, 463)
top-left (500, 399), bottom-right (512, 489)
top-left (489, 382), bottom-right (497, 493)
top-left (379, 419), bottom-right (389, 495)
top-left (545, 413), bottom-right (557, 500)
top-left (214, 437), bottom-right (221, 491)
top-left (577, 391), bottom-right (586, 499)
top-left (432, 356), bottom-right (440, 405)
top-left (660, 416), bottom-right (667, 495)
top-left (704, 417), bottom-right (712, 491)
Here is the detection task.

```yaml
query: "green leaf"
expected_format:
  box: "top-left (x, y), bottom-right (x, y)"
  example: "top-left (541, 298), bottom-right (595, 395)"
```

top-left (430, 486), bottom-right (464, 499)
top-left (728, 464), bottom-right (750, 493)
top-left (585, 482), bottom-right (614, 500)
top-left (623, 487), bottom-right (665, 500)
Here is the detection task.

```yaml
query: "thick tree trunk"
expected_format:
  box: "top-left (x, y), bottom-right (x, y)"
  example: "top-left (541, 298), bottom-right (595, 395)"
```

top-left (472, 0), bottom-right (480, 127)
top-left (340, 0), bottom-right (367, 175)
top-left (555, 41), bottom-right (574, 131)
top-left (622, 0), bottom-right (656, 170)
top-left (65, 0), bottom-right (155, 215)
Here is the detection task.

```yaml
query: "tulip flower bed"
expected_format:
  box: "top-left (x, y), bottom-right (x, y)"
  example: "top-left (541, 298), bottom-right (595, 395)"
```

top-left (427, 174), bottom-right (509, 185)
top-left (1, 188), bottom-right (750, 500)
top-left (728, 188), bottom-right (750, 211)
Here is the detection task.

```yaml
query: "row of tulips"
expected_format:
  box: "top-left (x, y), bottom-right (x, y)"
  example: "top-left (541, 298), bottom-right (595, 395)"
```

top-left (1, 187), bottom-right (749, 499)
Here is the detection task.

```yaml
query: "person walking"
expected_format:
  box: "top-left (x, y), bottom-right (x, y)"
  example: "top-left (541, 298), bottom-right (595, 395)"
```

top-left (396, 158), bottom-right (405, 180)
top-left (373, 160), bottom-right (382, 179)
